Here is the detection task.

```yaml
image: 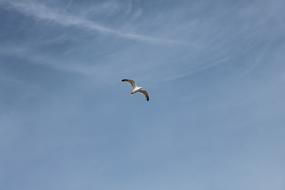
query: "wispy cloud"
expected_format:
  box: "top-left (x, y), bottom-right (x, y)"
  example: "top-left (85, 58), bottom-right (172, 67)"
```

top-left (1, 0), bottom-right (183, 45)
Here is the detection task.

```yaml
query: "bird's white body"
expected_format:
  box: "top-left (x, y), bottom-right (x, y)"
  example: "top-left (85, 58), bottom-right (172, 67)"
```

top-left (131, 86), bottom-right (142, 94)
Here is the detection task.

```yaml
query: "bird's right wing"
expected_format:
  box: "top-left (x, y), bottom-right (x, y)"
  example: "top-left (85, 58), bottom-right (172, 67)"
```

top-left (121, 79), bottom-right (136, 88)
top-left (137, 89), bottom-right (150, 101)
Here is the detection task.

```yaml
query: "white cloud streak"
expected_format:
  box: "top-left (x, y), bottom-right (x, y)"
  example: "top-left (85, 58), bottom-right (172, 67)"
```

top-left (2, 0), bottom-right (183, 45)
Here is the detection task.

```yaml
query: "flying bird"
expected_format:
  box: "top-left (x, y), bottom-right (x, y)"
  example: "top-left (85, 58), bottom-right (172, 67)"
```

top-left (121, 79), bottom-right (150, 101)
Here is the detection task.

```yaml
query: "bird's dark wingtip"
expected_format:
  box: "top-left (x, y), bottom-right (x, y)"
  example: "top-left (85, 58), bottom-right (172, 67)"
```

top-left (121, 79), bottom-right (127, 82)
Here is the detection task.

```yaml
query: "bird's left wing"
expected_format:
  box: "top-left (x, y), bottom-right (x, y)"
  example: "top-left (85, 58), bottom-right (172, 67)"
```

top-left (121, 79), bottom-right (136, 89)
top-left (137, 89), bottom-right (150, 101)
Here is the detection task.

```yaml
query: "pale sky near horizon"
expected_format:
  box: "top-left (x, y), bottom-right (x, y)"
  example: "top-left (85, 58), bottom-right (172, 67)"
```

top-left (0, 0), bottom-right (285, 190)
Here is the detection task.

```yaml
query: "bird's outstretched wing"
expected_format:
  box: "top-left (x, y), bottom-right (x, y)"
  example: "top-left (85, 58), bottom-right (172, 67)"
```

top-left (121, 79), bottom-right (136, 89)
top-left (137, 89), bottom-right (150, 101)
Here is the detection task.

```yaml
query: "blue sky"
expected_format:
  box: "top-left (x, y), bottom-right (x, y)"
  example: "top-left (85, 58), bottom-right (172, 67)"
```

top-left (0, 0), bottom-right (285, 189)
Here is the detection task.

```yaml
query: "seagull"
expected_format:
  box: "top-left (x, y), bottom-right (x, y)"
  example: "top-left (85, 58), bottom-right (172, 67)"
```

top-left (121, 79), bottom-right (150, 101)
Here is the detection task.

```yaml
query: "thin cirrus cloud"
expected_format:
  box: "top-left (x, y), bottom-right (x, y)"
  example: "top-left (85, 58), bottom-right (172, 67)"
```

top-left (1, 0), bottom-right (183, 45)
